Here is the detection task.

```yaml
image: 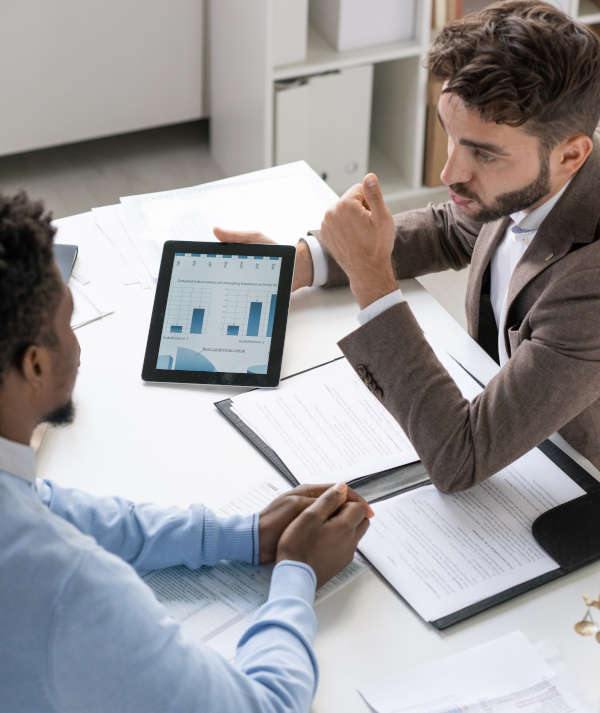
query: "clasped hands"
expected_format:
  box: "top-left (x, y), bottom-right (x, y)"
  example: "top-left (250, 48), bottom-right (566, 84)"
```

top-left (259, 483), bottom-right (373, 589)
top-left (213, 173), bottom-right (399, 311)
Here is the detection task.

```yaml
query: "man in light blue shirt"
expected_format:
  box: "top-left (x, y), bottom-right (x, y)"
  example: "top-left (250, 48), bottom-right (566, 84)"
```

top-left (0, 191), bottom-right (372, 713)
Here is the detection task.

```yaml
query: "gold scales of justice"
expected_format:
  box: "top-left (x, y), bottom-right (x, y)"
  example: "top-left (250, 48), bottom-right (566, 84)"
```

top-left (574, 591), bottom-right (600, 642)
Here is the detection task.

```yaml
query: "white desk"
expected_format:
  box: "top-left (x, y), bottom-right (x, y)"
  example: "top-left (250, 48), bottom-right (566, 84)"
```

top-left (39, 211), bottom-right (600, 712)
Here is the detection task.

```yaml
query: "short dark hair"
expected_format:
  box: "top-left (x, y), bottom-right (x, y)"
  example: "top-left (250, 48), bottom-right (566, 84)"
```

top-left (428, 0), bottom-right (600, 149)
top-left (0, 192), bottom-right (63, 387)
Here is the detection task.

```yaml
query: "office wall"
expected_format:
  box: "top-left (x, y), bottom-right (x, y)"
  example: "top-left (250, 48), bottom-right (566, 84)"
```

top-left (0, 0), bottom-right (206, 156)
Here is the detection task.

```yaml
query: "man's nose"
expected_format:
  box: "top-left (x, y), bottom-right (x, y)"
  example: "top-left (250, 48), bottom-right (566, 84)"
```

top-left (440, 142), bottom-right (471, 187)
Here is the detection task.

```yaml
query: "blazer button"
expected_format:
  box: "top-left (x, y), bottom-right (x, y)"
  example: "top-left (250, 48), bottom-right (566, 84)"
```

top-left (357, 365), bottom-right (367, 378)
top-left (368, 381), bottom-right (377, 392)
top-left (374, 388), bottom-right (383, 399)
top-left (363, 373), bottom-right (372, 384)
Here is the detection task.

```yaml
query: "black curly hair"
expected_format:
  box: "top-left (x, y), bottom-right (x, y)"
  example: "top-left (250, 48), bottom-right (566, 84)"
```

top-left (0, 191), bottom-right (64, 387)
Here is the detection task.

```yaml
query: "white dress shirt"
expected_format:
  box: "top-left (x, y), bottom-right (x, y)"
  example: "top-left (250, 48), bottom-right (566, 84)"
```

top-left (303, 180), bottom-right (571, 339)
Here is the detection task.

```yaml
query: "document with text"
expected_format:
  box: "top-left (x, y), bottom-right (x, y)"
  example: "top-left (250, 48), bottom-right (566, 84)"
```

top-left (142, 480), bottom-right (370, 660)
top-left (358, 448), bottom-right (585, 623)
top-left (358, 631), bottom-right (594, 713)
top-left (229, 336), bottom-right (483, 484)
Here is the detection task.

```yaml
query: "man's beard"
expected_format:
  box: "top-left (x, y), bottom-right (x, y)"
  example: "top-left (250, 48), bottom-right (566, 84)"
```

top-left (43, 400), bottom-right (75, 426)
top-left (450, 151), bottom-right (552, 223)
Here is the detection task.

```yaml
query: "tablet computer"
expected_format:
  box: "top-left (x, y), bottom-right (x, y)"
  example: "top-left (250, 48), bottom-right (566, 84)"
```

top-left (142, 241), bottom-right (296, 387)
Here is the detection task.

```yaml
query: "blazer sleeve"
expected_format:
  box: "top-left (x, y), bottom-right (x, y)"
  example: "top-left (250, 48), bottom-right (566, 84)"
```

top-left (312, 200), bottom-right (482, 288)
top-left (337, 265), bottom-right (600, 492)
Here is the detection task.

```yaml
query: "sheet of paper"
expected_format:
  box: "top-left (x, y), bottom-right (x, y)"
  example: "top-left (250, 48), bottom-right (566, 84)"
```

top-left (92, 205), bottom-right (156, 288)
top-left (142, 479), bottom-right (370, 661)
top-left (358, 631), bottom-right (595, 713)
top-left (229, 340), bottom-right (483, 485)
top-left (231, 359), bottom-right (419, 483)
top-left (119, 161), bottom-right (337, 255)
top-left (358, 448), bottom-right (586, 622)
top-left (69, 278), bottom-right (114, 329)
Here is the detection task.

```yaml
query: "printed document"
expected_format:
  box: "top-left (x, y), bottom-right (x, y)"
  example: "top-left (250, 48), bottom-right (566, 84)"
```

top-left (230, 336), bottom-right (483, 484)
top-left (358, 631), bottom-right (595, 713)
top-left (143, 480), bottom-right (370, 660)
top-left (358, 448), bottom-right (585, 622)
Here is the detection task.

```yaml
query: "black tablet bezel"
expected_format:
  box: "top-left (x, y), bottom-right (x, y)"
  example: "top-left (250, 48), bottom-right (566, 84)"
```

top-left (142, 241), bottom-right (296, 387)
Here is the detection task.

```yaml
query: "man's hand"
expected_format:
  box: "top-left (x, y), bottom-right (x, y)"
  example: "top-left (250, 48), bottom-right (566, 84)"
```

top-left (213, 227), bottom-right (314, 290)
top-left (275, 482), bottom-right (372, 588)
top-left (258, 483), bottom-right (373, 564)
top-left (319, 174), bottom-right (398, 310)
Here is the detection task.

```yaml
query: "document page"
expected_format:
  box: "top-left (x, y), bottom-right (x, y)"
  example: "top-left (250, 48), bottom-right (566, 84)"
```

top-left (230, 338), bottom-right (483, 484)
top-left (358, 448), bottom-right (586, 622)
top-left (358, 631), bottom-right (595, 713)
top-left (120, 163), bottom-right (336, 254)
top-left (142, 480), bottom-right (370, 660)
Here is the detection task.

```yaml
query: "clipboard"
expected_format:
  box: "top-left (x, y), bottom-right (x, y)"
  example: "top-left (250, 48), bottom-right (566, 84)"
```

top-left (215, 358), bottom-right (600, 629)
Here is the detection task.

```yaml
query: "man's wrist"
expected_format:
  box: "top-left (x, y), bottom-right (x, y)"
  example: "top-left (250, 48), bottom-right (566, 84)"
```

top-left (350, 270), bottom-right (399, 310)
top-left (293, 241), bottom-right (314, 290)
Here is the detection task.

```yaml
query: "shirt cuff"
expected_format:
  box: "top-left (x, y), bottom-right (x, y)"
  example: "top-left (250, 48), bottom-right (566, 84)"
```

top-left (269, 561), bottom-right (317, 605)
top-left (300, 235), bottom-right (329, 287)
top-left (357, 288), bottom-right (405, 326)
top-left (203, 511), bottom-right (259, 565)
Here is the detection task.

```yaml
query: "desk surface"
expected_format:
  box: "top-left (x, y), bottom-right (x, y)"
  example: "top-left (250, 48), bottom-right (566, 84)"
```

top-left (39, 211), bottom-right (600, 711)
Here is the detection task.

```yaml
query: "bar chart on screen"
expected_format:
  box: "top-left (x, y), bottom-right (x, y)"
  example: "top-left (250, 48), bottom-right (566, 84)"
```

top-left (221, 290), bottom-right (277, 338)
top-left (162, 286), bottom-right (212, 337)
top-left (155, 252), bottom-right (283, 375)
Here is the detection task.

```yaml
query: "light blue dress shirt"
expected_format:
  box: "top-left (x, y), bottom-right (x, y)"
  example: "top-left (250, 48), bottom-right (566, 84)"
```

top-left (0, 435), bottom-right (318, 713)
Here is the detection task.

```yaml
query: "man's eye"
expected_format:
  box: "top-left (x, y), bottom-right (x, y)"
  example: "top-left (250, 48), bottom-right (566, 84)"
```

top-left (476, 151), bottom-right (494, 163)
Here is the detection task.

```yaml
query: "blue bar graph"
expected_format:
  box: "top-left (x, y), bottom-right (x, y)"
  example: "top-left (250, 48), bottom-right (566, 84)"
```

top-left (266, 294), bottom-right (276, 337)
top-left (157, 354), bottom-right (173, 370)
top-left (175, 253), bottom-right (185, 256)
top-left (247, 302), bottom-right (262, 336)
top-left (207, 254), bottom-right (217, 257)
top-left (190, 308), bottom-right (205, 334)
top-left (223, 255), bottom-right (232, 258)
top-left (227, 325), bottom-right (239, 335)
top-left (170, 326), bottom-right (183, 333)
top-left (239, 255), bottom-right (247, 259)
top-left (191, 253), bottom-right (201, 257)
top-left (270, 257), bottom-right (279, 261)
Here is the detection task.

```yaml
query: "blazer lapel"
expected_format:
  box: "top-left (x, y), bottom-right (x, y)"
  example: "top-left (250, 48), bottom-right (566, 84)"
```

top-left (465, 216), bottom-right (510, 338)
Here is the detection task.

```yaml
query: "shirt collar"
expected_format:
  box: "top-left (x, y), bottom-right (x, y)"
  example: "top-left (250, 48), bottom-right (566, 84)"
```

top-left (0, 434), bottom-right (37, 485)
top-left (509, 178), bottom-right (572, 240)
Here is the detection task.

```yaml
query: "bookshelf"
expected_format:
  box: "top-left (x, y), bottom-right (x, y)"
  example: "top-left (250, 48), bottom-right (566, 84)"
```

top-left (209, 0), bottom-right (599, 204)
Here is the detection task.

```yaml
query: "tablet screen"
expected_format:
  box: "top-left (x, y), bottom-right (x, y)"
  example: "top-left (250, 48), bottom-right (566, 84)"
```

top-left (156, 251), bottom-right (283, 375)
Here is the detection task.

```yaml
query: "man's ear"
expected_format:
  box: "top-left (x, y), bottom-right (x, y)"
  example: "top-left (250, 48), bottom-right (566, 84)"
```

top-left (19, 345), bottom-right (53, 390)
top-left (557, 134), bottom-right (594, 177)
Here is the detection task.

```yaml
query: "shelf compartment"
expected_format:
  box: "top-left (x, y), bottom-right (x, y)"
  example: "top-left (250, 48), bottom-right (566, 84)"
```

top-left (273, 24), bottom-right (423, 81)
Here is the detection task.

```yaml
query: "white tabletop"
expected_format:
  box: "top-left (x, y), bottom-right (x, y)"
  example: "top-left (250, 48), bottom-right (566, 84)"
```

top-left (39, 211), bottom-right (600, 712)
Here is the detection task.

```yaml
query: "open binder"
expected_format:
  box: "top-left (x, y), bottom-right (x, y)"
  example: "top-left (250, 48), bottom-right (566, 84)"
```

top-left (215, 358), bottom-right (600, 629)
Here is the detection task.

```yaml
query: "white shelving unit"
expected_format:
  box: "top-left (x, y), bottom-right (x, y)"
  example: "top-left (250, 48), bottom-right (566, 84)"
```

top-left (209, 0), bottom-right (600, 204)
top-left (209, 0), bottom-right (434, 203)
top-left (576, 0), bottom-right (600, 24)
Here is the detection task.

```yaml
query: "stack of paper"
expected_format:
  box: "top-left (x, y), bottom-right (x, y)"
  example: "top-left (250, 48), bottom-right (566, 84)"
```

top-left (92, 161), bottom-right (338, 291)
top-left (358, 631), bottom-right (595, 713)
top-left (142, 479), bottom-right (370, 661)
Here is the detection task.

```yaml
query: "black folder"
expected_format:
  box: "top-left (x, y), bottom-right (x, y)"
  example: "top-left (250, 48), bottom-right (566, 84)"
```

top-left (215, 357), bottom-right (600, 629)
top-left (54, 244), bottom-right (78, 284)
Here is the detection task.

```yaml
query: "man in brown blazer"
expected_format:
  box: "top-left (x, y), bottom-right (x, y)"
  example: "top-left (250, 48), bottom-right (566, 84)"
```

top-left (216, 1), bottom-right (600, 492)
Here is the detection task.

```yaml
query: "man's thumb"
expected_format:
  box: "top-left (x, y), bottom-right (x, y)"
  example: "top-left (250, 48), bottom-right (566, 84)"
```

top-left (311, 482), bottom-right (348, 521)
top-left (363, 173), bottom-right (386, 217)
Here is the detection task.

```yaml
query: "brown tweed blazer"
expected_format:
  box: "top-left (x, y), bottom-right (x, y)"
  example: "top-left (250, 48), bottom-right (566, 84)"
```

top-left (313, 130), bottom-right (600, 492)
